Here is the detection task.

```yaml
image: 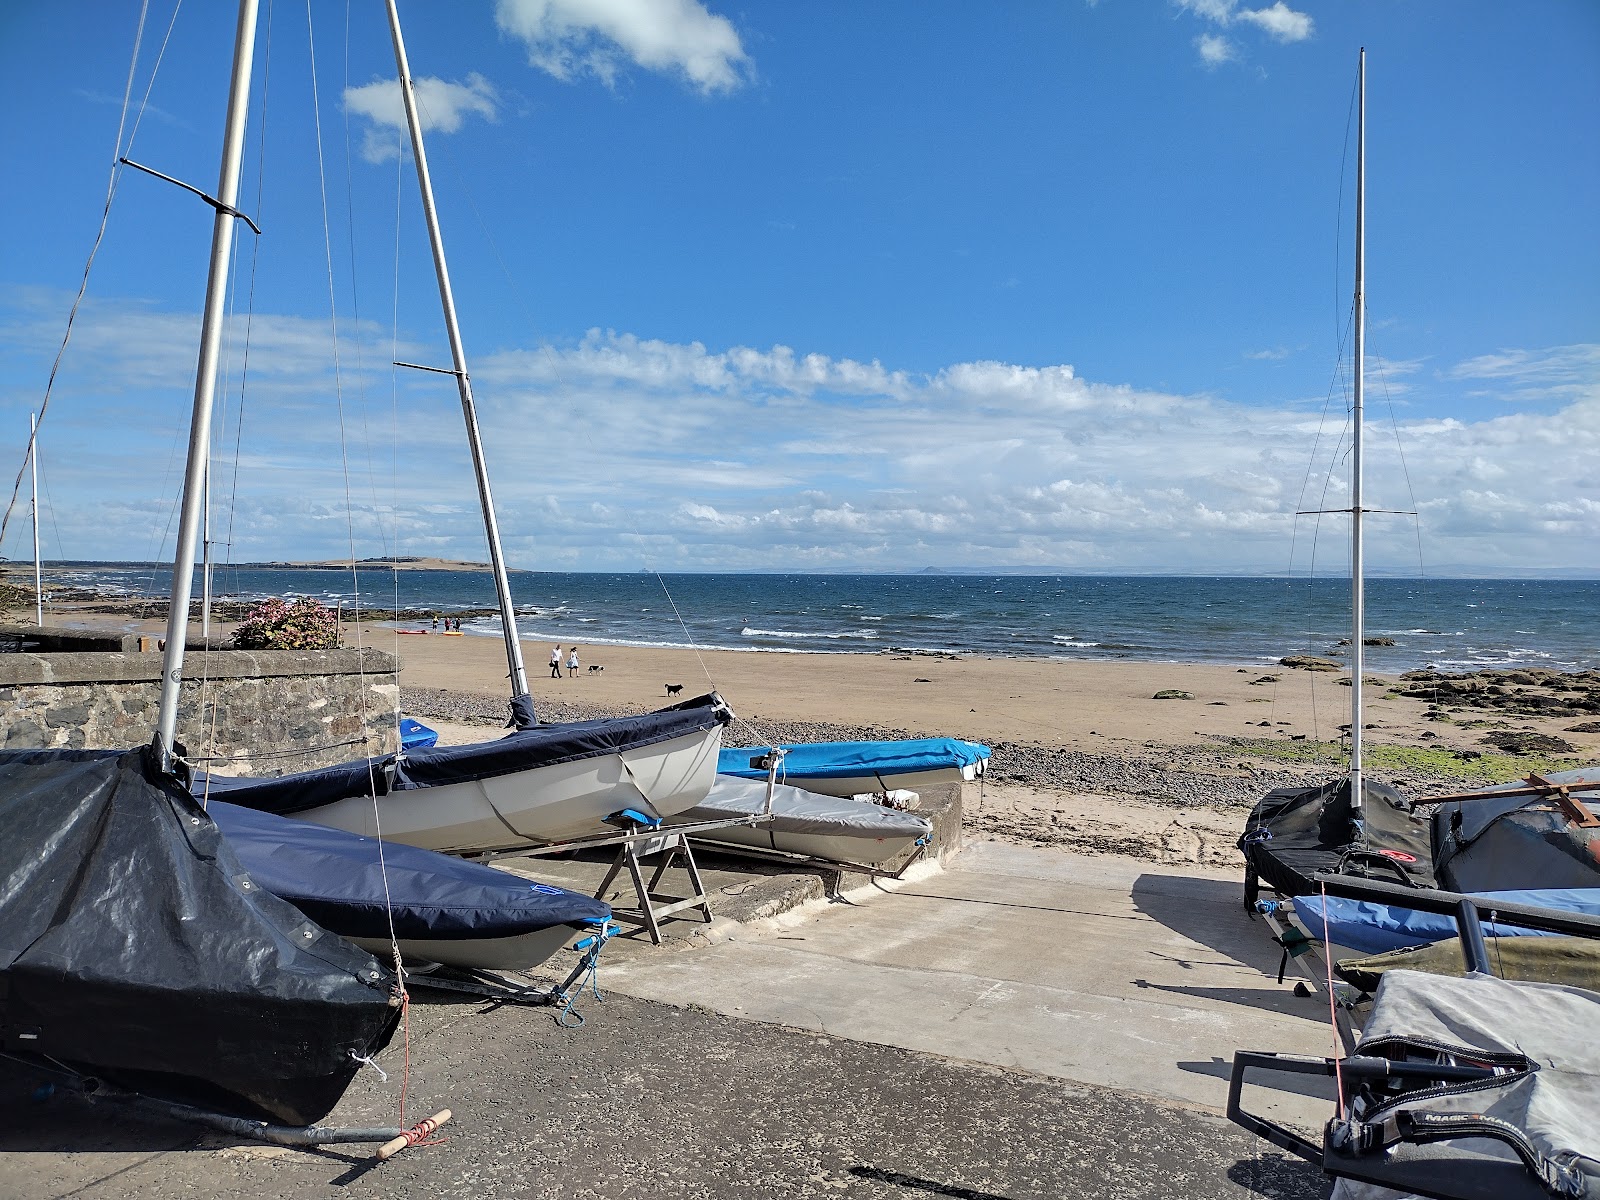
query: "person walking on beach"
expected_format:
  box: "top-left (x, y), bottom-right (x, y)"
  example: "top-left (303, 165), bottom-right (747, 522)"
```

top-left (567, 647), bottom-right (580, 677)
top-left (550, 645), bottom-right (562, 679)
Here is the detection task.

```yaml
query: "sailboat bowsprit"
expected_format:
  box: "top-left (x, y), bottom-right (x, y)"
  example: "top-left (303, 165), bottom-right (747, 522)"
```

top-left (0, 747), bottom-right (399, 1126)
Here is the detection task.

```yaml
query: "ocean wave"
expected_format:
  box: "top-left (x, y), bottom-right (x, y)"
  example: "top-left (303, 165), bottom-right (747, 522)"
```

top-left (741, 626), bottom-right (880, 641)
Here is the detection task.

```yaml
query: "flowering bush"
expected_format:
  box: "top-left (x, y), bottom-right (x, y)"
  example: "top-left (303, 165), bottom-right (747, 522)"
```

top-left (231, 596), bottom-right (340, 650)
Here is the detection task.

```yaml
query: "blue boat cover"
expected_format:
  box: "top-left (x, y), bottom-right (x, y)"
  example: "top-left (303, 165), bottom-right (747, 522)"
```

top-left (400, 717), bottom-right (438, 750)
top-left (195, 692), bottom-right (728, 816)
top-left (208, 800), bottom-right (610, 940)
top-left (719, 737), bottom-right (990, 782)
top-left (1294, 888), bottom-right (1600, 956)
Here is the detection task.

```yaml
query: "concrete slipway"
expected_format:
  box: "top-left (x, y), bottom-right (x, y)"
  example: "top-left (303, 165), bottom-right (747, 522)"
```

top-left (594, 840), bottom-right (1338, 1128)
top-left (0, 838), bottom-right (1334, 1198)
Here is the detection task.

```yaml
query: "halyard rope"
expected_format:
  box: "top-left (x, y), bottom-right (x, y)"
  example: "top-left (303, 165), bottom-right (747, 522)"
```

top-left (307, 0), bottom-right (410, 1124)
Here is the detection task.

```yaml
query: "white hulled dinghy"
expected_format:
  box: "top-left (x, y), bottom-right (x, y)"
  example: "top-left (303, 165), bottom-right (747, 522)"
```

top-left (198, 692), bottom-right (730, 854)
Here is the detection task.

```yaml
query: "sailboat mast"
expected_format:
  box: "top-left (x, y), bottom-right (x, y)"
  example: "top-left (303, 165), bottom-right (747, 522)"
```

top-left (30, 413), bottom-right (41, 626)
top-left (1349, 47), bottom-right (1367, 811)
top-left (154, 0), bottom-right (261, 762)
top-left (381, 0), bottom-right (531, 706)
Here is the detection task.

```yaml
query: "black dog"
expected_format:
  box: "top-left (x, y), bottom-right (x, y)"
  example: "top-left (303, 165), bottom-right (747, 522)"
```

top-left (588, 664), bottom-right (604, 674)
top-left (664, 683), bottom-right (683, 697)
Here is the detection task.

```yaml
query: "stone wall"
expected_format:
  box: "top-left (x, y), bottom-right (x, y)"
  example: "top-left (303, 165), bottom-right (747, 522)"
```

top-left (0, 641), bottom-right (399, 775)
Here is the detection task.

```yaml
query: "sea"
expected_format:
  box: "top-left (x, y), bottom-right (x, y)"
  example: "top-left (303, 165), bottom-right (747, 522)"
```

top-left (42, 565), bottom-right (1600, 674)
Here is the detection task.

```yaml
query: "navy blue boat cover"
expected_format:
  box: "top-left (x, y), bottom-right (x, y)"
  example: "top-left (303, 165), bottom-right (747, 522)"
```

top-left (209, 801), bottom-right (610, 940)
top-left (196, 692), bottom-right (728, 816)
top-left (0, 746), bottom-right (398, 1126)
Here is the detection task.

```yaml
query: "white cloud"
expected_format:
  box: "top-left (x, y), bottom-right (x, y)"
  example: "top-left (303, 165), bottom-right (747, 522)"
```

top-left (1196, 32), bottom-right (1238, 68)
top-left (343, 73), bottom-right (499, 163)
top-left (495, 0), bottom-right (751, 94)
top-left (1235, 1), bottom-right (1314, 42)
top-left (3, 290), bottom-right (1593, 574)
top-left (1175, 0), bottom-right (1313, 66)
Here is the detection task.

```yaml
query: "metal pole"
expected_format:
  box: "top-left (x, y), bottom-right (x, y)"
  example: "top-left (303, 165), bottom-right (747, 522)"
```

top-left (381, 0), bottom-right (530, 706)
top-left (30, 412), bottom-right (41, 626)
top-left (154, 0), bottom-right (260, 763)
top-left (1349, 48), bottom-right (1366, 817)
top-left (201, 464), bottom-right (212, 639)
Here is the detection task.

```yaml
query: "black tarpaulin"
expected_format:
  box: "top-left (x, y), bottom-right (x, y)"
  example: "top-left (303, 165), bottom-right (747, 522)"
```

top-left (1238, 776), bottom-right (1436, 902)
top-left (0, 747), bottom-right (399, 1126)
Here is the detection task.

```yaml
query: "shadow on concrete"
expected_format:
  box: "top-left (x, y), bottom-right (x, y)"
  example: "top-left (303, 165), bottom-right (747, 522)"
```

top-left (1178, 1057), bottom-right (1339, 1102)
top-left (1132, 977), bottom-right (1315, 1019)
top-left (1226, 1153), bottom-right (1332, 1199)
top-left (1131, 872), bottom-right (1286, 977)
top-left (848, 1164), bottom-right (1015, 1199)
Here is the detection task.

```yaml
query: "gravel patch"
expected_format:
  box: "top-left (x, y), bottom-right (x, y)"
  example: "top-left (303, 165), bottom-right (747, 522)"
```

top-left (402, 686), bottom-right (1461, 811)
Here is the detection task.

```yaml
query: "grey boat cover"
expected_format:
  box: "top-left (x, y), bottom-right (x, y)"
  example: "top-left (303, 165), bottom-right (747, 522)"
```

top-left (1333, 969), bottom-right (1600, 1199)
top-left (1432, 767), bottom-right (1600, 893)
top-left (676, 777), bottom-right (933, 844)
top-left (195, 692), bottom-right (729, 816)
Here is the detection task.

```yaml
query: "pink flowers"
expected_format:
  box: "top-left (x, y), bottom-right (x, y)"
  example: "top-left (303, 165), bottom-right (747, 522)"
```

top-left (231, 597), bottom-right (340, 650)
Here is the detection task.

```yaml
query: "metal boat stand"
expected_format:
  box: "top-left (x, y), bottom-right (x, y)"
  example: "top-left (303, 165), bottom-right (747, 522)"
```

top-left (3, 1050), bottom-right (449, 1159)
top-left (688, 837), bottom-right (931, 899)
top-left (590, 809), bottom-right (715, 945)
top-left (485, 812), bottom-right (771, 947)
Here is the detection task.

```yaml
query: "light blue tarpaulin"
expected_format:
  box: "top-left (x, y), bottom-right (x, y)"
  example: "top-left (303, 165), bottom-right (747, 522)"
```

top-left (718, 737), bottom-right (990, 782)
top-left (1294, 888), bottom-right (1600, 956)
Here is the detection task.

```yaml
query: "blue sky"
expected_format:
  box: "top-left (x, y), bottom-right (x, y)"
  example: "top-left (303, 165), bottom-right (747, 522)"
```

top-left (0, 0), bottom-right (1595, 575)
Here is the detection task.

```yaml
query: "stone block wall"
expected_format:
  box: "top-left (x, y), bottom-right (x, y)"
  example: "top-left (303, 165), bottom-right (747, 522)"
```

top-left (0, 644), bottom-right (399, 775)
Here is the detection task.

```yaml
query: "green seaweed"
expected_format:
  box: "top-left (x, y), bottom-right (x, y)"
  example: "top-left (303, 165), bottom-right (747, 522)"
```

top-left (1215, 736), bottom-right (1587, 783)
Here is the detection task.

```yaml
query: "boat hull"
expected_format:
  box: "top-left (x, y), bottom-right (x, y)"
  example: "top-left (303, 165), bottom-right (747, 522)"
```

top-left (675, 778), bottom-right (933, 865)
top-left (351, 924), bottom-right (579, 972)
top-left (301, 723), bottom-right (726, 853)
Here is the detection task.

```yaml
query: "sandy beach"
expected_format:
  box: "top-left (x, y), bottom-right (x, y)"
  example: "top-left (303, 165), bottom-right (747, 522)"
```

top-left (28, 602), bottom-right (1599, 868)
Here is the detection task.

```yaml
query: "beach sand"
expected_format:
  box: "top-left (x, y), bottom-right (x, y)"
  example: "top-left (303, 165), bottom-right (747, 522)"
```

top-left (34, 606), bottom-right (1600, 867)
top-left (383, 626), bottom-right (1517, 754)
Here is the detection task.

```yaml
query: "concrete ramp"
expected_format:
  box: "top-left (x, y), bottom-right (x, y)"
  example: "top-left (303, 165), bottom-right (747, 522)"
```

top-left (597, 840), bottom-right (1338, 1125)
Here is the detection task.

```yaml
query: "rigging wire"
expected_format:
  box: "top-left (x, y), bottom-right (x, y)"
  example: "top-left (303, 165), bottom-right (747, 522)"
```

top-left (1, 1), bottom-right (192, 557)
top-left (309, 0), bottom-right (410, 1117)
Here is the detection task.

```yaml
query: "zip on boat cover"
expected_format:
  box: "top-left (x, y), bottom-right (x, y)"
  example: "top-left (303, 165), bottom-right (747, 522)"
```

top-left (717, 737), bottom-right (990, 788)
top-left (0, 747), bottom-right (399, 1126)
top-left (196, 692), bottom-right (729, 816)
top-left (207, 800), bottom-right (611, 942)
top-left (1431, 767), bottom-right (1600, 893)
top-left (1238, 777), bottom-right (1435, 904)
top-left (1331, 970), bottom-right (1600, 1198)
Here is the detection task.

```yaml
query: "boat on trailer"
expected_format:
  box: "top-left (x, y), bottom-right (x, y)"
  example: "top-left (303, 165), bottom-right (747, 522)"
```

top-left (672, 776), bottom-right (933, 867)
top-left (718, 737), bottom-right (989, 799)
top-left (1229, 870), bottom-right (1600, 1200)
top-left (198, 692), bottom-right (731, 853)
